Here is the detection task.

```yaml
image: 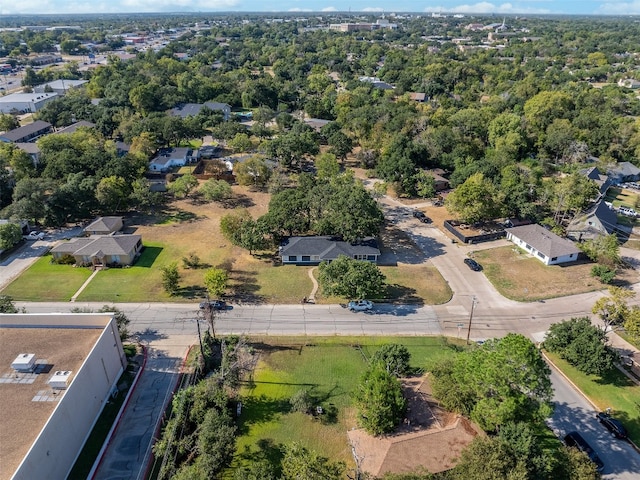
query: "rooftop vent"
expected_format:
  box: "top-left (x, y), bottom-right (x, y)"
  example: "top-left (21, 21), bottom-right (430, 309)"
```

top-left (11, 353), bottom-right (36, 372)
top-left (48, 370), bottom-right (72, 389)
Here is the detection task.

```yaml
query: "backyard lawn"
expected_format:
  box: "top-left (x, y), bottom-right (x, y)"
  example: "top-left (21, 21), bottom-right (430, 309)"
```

top-left (1, 254), bottom-right (92, 301)
top-left (545, 352), bottom-right (640, 445)
top-left (232, 336), bottom-right (462, 473)
top-left (473, 246), bottom-right (638, 301)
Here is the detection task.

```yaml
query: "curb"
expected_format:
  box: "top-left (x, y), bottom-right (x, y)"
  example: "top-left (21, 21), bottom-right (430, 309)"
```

top-left (88, 343), bottom-right (148, 480)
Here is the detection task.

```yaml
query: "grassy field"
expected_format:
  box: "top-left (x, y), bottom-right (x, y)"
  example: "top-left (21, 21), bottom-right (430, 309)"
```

top-left (1, 254), bottom-right (92, 301)
top-left (233, 336), bottom-right (462, 473)
top-left (4, 184), bottom-right (454, 304)
top-left (473, 246), bottom-right (638, 301)
top-left (546, 351), bottom-right (640, 445)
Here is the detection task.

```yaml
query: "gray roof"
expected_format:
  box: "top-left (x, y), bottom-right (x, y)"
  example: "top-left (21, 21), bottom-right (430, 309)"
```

top-left (52, 235), bottom-right (141, 257)
top-left (0, 121), bottom-right (51, 142)
top-left (14, 142), bottom-right (40, 154)
top-left (84, 216), bottom-right (122, 233)
top-left (55, 121), bottom-right (96, 135)
top-left (280, 236), bottom-right (380, 260)
top-left (170, 102), bottom-right (230, 118)
top-left (506, 224), bottom-right (580, 258)
top-left (609, 161), bottom-right (640, 177)
top-left (567, 200), bottom-right (618, 237)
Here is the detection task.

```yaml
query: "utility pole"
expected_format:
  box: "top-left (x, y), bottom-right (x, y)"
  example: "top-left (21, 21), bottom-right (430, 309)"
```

top-left (466, 296), bottom-right (476, 345)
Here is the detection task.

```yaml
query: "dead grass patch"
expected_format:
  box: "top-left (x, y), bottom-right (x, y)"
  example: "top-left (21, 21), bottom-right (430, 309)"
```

top-left (473, 246), bottom-right (638, 301)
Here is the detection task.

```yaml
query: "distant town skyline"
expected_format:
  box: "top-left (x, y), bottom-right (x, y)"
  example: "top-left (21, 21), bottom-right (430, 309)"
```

top-left (0, 1), bottom-right (638, 16)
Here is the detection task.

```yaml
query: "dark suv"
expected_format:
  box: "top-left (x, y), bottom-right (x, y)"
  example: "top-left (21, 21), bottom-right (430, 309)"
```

top-left (596, 411), bottom-right (628, 439)
top-left (412, 210), bottom-right (432, 223)
top-left (564, 432), bottom-right (604, 472)
top-left (464, 258), bottom-right (481, 271)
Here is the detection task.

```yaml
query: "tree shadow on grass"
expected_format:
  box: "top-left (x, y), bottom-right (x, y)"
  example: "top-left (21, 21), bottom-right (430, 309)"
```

top-left (221, 193), bottom-right (255, 209)
top-left (236, 394), bottom-right (292, 435)
top-left (236, 438), bottom-right (284, 476)
top-left (229, 270), bottom-right (265, 304)
top-left (153, 208), bottom-right (201, 225)
top-left (134, 246), bottom-right (163, 267)
top-left (384, 283), bottom-right (424, 305)
top-left (176, 285), bottom-right (208, 299)
top-left (593, 367), bottom-right (638, 387)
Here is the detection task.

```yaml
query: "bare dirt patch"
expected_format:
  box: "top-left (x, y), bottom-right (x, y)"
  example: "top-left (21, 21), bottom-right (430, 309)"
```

top-left (348, 375), bottom-right (481, 477)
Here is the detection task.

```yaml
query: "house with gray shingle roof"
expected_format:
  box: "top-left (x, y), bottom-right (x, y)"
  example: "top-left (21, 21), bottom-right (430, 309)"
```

top-left (567, 200), bottom-right (619, 242)
top-left (169, 102), bottom-right (230, 121)
top-left (607, 162), bottom-right (640, 184)
top-left (0, 120), bottom-right (52, 143)
top-left (51, 234), bottom-right (142, 266)
top-left (83, 216), bottom-right (123, 235)
top-left (279, 236), bottom-right (380, 265)
top-left (505, 224), bottom-right (580, 265)
top-left (580, 166), bottom-right (611, 195)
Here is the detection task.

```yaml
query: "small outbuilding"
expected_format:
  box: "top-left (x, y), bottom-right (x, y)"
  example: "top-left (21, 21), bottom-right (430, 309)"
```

top-left (505, 224), bottom-right (580, 265)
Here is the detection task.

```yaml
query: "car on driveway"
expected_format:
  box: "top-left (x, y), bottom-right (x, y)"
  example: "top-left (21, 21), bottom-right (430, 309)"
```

top-left (564, 431), bottom-right (604, 472)
top-left (348, 300), bottom-right (373, 312)
top-left (596, 411), bottom-right (628, 439)
top-left (199, 300), bottom-right (227, 311)
top-left (464, 258), bottom-right (481, 271)
top-left (25, 231), bottom-right (45, 240)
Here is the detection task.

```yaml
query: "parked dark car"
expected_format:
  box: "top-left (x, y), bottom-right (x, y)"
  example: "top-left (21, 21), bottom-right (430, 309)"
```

top-left (564, 432), bottom-right (604, 472)
top-left (464, 258), bottom-right (481, 271)
top-left (199, 300), bottom-right (227, 311)
top-left (412, 210), bottom-right (432, 223)
top-left (597, 411), bottom-right (628, 439)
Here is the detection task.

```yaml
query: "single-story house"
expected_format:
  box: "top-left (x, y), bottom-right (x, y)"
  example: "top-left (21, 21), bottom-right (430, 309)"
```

top-left (0, 93), bottom-right (57, 114)
top-left (304, 118), bottom-right (331, 131)
top-left (618, 78), bottom-right (640, 89)
top-left (83, 216), bottom-right (123, 235)
top-left (566, 200), bottom-right (619, 242)
top-left (425, 169), bottom-right (450, 191)
top-left (280, 236), bottom-right (380, 265)
top-left (169, 102), bottom-right (231, 121)
top-left (505, 224), bottom-right (580, 266)
top-left (0, 120), bottom-right (52, 143)
top-left (580, 166), bottom-right (611, 195)
top-left (54, 120), bottom-right (96, 135)
top-left (34, 79), bottom-right (88, 95)
top-left (14, 142), bottom-right (41, 165)
top-left (608, 162), bottom-right (640, 184)
top-left (409, 92), bottom-right (426, 102)
top-left (51, 235), bottom-right (142, 267)
top-left (149, 147), bottom-right (191, 172)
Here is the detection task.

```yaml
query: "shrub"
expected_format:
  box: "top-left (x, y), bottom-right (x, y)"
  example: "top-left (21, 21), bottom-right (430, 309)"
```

top-left (290, 389), bottom-right (313, 414)
top-left (53, 254), bottom-right (76, 265)
top-left (591, 264), bottom-right (616, 284)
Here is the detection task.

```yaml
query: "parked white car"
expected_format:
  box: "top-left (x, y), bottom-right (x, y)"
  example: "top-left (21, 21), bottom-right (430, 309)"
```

top-left (348, 300), bottom-right (374, 312)
top-left (618, 207), bottom-right (637, 217)
top-left (25, 231), bottom-right (45, 240)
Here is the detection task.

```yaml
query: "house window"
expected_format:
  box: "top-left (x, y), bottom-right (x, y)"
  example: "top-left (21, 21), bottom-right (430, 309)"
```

top-left (301, 255), bottom-right (311, 262)
top-left (354, 254), bottom-right (367, 260)
top-left (525, 243), bottom-right (532, 250)
top-left (312, 255), bottom-right (320, 261)
top-left (570, 254), bottom-right (574, 258)
top-left (551, 257), bottom-right (557, 262)
top-left (537, 251), bottom-right (545, 259)
top-left (112, 255), bottom-right (120, 264)
top-left (367, 255), bottom-right (376, 261)
top-left (288, 255), bottom-right (297, 262)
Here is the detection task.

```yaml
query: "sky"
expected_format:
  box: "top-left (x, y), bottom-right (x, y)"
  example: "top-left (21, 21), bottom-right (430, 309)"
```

top-left (1, 0), bottom-right (639, 16)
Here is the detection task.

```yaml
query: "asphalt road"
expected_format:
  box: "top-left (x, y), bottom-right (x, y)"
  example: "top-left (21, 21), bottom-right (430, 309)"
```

top-left (547, 363), bottom-right (640, 479)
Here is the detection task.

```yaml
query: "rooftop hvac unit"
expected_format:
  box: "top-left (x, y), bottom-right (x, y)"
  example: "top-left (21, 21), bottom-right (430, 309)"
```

top-left (48, 370), bottom-right (72, 389)
top-left (11, 353), bottom-right (36, 372)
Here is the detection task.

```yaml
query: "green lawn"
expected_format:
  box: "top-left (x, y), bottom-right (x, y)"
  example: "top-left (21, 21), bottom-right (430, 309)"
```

top-left (76, 243), bottom-right (176, 302)
top-left (233, 336), bottom-right (461, 473)
top-left (1, 254), bottom-right (92, 301)
top-left (545, 351), bottom-right (640, 444)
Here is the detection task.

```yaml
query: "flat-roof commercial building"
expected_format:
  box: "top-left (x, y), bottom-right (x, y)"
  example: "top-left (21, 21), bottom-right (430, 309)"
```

top-left (0, 313), bottom-right (127, 480)
top-left (0, 92), bottom-right (57, 114)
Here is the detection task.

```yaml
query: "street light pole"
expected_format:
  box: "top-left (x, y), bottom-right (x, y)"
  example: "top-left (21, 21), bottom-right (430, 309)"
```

top-left (466, 296), bottom-right (476, 345)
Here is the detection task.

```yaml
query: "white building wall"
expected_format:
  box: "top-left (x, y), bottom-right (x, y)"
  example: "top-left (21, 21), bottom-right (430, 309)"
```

top-left (9, 316), bottom-right (126, 480)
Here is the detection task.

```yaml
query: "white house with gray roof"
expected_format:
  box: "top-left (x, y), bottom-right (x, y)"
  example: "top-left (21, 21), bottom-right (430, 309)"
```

top-left (280, 236), bottom-right (380, 265)
top-left (505, 224), bottom-right (580, 265)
